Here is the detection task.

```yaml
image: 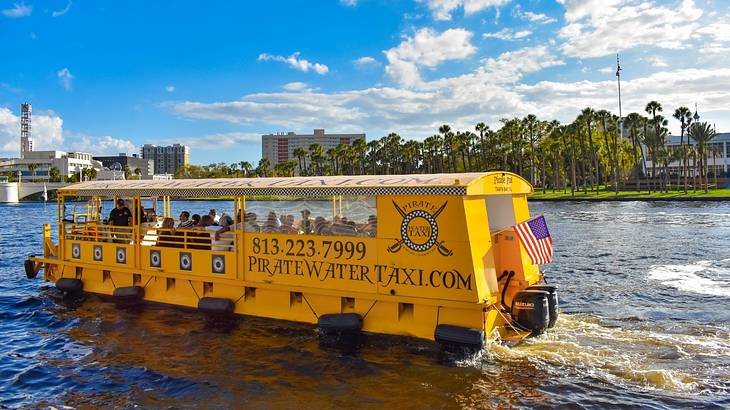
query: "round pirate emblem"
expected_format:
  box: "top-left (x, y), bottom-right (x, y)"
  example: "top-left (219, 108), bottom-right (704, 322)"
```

top-left (400, 210), bottom-right (438, 252)
top-left (93, 246), bottom-right (103, 261)
top-left (72, 244), bottom-right (80, 259)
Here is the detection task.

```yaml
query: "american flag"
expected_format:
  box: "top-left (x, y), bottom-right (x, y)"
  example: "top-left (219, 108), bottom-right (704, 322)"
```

top-left (513, 215), bottom-right (554, 265)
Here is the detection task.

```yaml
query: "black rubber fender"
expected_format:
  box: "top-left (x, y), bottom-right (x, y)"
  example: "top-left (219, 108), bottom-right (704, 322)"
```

top-left (434, 324), bottom-right (485, 349)
top-left (56, 278), bottom-right (83, 294)
top-left (113, 286), bottom-right (145, 301)
top-left (318, 313), bottom-right (362, 333)
top-left (24, 258), bottom-right (37, 279)
top-left (198, 297), bottom-right (234, 314)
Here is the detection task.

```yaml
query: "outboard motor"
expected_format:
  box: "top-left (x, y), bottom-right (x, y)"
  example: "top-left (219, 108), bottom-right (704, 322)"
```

top-left (511, 290), bottom-right (550, 336)
top-left (527, 285), bottom-right (558, 328)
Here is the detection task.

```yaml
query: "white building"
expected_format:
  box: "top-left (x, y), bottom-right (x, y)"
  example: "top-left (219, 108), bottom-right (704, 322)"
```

top-left (262, 128), bottom-right (365, 172)
top-left (0, 150), bottom-right (103, 181)
top-left (643, 132), bottom-right (729, 177)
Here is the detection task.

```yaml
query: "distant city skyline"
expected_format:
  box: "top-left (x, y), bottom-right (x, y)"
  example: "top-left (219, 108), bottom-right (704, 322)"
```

top-left (1, 0), bottom-right (729, 165)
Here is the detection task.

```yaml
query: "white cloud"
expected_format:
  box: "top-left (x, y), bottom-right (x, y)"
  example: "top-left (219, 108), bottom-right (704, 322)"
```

top-left (282, 82), bottom-right (309, 91)
top-left (169, 45), bottom-right (571, 136)
top-left (694, 22), bottom-right (730, 54)
top-left (353, 56), bottom-right (380, 67)
top-left (643, 56), bottom-right (668, 68)
top-left (483, 28), bottom-right (532, 41)
top-left (0, 107), bottom-right (64, 155)
top-left (598, 66), bottom-right (615, 74)
top-left (423, 0), bottom-right (511, 21)
top-left (57, 68), bottom-right (74, 91)
top-left (69, 135), bottom-right (136, 156)
top-left (52, 0), bottom-right (72, 17)
top-left (523, 11), bottom-right (557, 24)
top-left (257, 52), bottom-right (329, 75)
top-left (512, 5), bottom-right (558, 24)
top-left (170, 66), bottom-right (730, 139)
top-left (384, 27), bottom-right (476, 87)
top-left (2, 2), bottom-right (32, 18)
top-left (340, 0), bottom-right (357, 6)
top-left (160, 132), bottom-right (261, 151)
top-left (558, 0), bottom-right (703, 58)
top-left (165, 85), bottom-right (176, 93)
top-left (481, 45), bottom-right (564, 83)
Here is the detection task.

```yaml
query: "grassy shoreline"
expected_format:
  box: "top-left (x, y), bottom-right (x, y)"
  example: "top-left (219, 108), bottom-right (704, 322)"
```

top-left (530, 188), bottom-right (730, 201)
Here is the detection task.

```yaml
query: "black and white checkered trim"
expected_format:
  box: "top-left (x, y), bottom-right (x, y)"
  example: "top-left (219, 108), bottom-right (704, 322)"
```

top-left (77, 185), bottom-right (466, 198)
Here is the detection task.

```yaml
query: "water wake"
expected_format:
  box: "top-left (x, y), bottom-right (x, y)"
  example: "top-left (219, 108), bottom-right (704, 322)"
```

top-left (648, 259), bottom-right (730, 297)
top-left (485, 314), bottom-right (730, 395)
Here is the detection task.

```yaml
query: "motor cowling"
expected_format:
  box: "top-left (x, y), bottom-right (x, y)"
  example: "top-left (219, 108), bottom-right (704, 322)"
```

top-left (511, 290), bottom-right (550, 336)
top-left (527, 285), bottom-right (558, 328)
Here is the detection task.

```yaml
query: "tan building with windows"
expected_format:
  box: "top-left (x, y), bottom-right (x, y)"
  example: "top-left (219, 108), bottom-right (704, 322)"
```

top-left (262, 129), bottom-right (365, 173)
top-left (141, 144), bottom-right (189, 175)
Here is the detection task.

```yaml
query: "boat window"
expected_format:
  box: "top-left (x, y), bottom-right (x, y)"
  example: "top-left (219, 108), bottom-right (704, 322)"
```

top-left (485, 195), bottom-right (516, 232)
top-left (244, 196), bottom-right (376, 237)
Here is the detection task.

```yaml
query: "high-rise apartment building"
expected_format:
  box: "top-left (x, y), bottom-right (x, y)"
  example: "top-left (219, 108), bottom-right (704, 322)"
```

top-left (20, 103), bottom-right (33, 158)
top-left (262, 129), bottom-right (365, 173)
top-left (141, 144), bottom-right (189, 175)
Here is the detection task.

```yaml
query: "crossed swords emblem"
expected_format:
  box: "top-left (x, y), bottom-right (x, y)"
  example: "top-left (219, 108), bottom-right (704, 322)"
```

top-left (388, 200), bottom-right (453, 256)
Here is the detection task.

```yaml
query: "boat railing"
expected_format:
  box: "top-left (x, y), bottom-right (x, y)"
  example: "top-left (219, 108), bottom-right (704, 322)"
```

top-left (63, 222), bottom-right (134, 243)
top-left (140, 226), bottom-right (237, 253)
top-left (62, 222), bottom-right (237, 253)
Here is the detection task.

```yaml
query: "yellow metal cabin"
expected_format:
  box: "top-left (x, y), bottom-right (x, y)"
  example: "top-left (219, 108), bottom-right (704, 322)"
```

top-left (26, 172), bottom-right (557, 347)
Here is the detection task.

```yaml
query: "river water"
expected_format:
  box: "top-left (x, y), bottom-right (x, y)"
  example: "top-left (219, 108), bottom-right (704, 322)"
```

top-left (1, 200), bottom-right (729, 409)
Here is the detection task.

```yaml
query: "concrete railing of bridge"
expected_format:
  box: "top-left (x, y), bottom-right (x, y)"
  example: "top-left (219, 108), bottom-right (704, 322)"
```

top-left (0, 182), bottom-right (70, 203)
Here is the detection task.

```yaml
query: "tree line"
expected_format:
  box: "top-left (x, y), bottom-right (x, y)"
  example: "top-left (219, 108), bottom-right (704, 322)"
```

top-left (175, 101), bottom-right (725, 194)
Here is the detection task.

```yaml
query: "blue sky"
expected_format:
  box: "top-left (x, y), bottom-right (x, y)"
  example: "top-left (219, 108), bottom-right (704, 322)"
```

top-left (1, 0), bottom-right (729, 165)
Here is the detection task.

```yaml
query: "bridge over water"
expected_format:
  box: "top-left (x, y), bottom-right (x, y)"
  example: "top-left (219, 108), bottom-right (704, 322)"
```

top-left (0, 182), bottom-right (70, 203)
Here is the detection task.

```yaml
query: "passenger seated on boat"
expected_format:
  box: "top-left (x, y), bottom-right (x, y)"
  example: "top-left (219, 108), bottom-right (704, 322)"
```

top-left (300, 209), bottom-right (312, 234)
top-left (360, 214), bottom-right (377, 237)
top-left (331, 215), bottom-right (357, 236)
top-left (313, 216), bottom-right (332, 235)
top-left (209, 209), bottom-right (220, 226)
top-left (158, 217), bottom-right (183, 248)
top-left (262, 211), bottom-right (280, 233)
top-left (278, 214), bottom-right (299, 234)
top-left (191, 214), bottom-right (201, 227)
top-left (244, 212), bottom-right (261, 232)
top-left (188, 215), bottom-right (213, 250)
top-left (211, 215), bottom-right (234, 251)
top-left (176, 211), bottom-right (194, 229)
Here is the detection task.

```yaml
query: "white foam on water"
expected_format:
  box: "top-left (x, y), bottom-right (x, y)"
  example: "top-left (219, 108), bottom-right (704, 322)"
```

top-left (648, 259), bottom-right (730, 297)
top-left (486, 314), bottom-right (730, 394)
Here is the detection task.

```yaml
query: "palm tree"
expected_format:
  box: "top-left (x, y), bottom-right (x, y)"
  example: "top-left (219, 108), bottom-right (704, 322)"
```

top-left (673, 106), bottom-right (692, 192)
top-left (351, 138), bottom-right (367, 175)
top-left (134, 167), bottom-right (142, 180)
top-left (579, 108), bottom-right (598, 192)
top-left (293, 147), bottom-right (308, 175)
top-left (48, 166), bottom-right (60, 182)
top-left (308, 143), bottom-right (325, 175)
top-left (256, 157), bottom-right (271, 177)
top-left (688, 122), bottom-right (717, 192)
top-left (27, 163), bottom-right (37, 180)
top-left (624, 113), bottom-right (644, 192)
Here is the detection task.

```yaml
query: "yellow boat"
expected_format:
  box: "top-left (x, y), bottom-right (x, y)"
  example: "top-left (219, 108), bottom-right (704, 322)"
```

top-left (25, 172), bottom-right (558, 347)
